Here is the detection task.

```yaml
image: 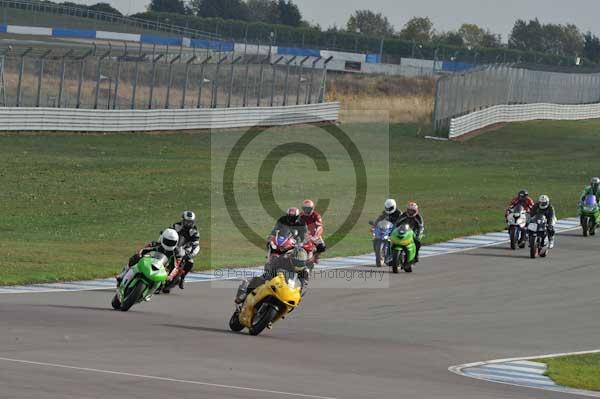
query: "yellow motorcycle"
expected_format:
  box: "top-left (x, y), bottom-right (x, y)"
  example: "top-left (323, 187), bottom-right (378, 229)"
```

top-left (230, 244), bottom-right (310, 336)
top-left (229, 270), bottom-right (303, 336)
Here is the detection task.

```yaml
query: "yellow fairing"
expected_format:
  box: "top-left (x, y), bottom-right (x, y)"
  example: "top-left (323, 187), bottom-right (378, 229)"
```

top-left (239, 272), bottom-right (302, 328)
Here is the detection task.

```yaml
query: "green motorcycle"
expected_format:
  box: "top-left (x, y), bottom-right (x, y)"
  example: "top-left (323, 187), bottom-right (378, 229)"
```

top-left (579, 194), bottom-right (600, 237)
top-left (388, 224), bottom-right (417, 273)
top-left (112, 251), bottom-right (169, 312)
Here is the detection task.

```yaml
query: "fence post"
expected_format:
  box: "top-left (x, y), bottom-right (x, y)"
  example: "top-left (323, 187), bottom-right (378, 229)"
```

top-left (147, 53), bottom-right (164, 110)
top-left (227, 55), bottom-right (242, 108)
top-left (256, 55), bottom-right (269, 107)
top-left (307, 57), bottom-right (321, 105)
top-left (317, 56), bottom-right (333, 103)
top-left (181, 55), bottom-right (197, 109)
top-left (431, 77), bottom-right (442, 133)
top-left (165, 53), bottom-right (182, 109)
top-left (282, 56), bottom-right (296, 106)
top-left (130, 43), bottom-right (144, 110)
top-left (295, 56), bottom-right (310, 105)
top-left (242, 55), bottom-right (256, 107)
top-left (270, 56), bottom-right (284, 107)
top-left (57, 49), bottom-right (74, 108)
top-left (75, 49), bottom-right (92, 109)
top-left (212, 54), bottom-right (229, 108)
top-left (16, 48), bottom-right (32, 107)
top-left (35, 49), bottom-right (52, 108)
top-left (94, 47), bottom-right (111, 109)
top-left (196, 55), bottom-right (212, 108)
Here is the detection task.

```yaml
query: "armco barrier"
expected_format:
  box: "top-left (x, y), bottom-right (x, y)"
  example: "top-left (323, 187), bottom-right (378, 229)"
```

top-left (0, 103), bottom-right (340, 132)
top-left (449, 103), bottom-right (600, 139)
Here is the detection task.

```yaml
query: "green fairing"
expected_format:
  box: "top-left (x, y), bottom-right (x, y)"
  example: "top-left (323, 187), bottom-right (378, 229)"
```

top-left (116, 253), bottom-right (168, 307)
top-left (137, 256), bottom-right (169, 283)
top-left (390, 227), bottom-right (417, 262)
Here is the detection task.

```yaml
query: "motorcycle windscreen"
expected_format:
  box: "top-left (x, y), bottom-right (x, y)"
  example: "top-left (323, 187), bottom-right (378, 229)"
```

top-left (375, 220), bottom-right (394, 237)
top-left (583, 194), bottom-right (598, 208)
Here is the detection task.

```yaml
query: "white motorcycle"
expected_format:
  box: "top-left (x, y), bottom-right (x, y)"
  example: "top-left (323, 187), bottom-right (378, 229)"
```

top-left (507, 205), bottom-right (528, 250)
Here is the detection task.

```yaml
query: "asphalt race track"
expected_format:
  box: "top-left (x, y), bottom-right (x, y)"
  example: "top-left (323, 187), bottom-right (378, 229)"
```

top-left (1, 229), bottom-right (598, 399)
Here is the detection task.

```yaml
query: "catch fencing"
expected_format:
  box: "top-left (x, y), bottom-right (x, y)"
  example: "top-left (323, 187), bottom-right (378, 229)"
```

top-left (433, 64), bottom-right (600, 133)
top-left (0, 44), bottom-right (331, 110)
top-left (0, 102), bottom-right (340, 132)
top-left (449, 103), bottom-right (600, 139)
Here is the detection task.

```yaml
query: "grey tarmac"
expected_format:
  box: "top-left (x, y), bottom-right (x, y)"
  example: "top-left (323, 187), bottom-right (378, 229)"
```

top-left (1, 229), bottom-right (598, 398)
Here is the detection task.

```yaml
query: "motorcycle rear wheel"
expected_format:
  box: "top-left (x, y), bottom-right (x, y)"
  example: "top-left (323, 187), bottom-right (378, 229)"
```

top-left (249, 302), bottom-right (279, 336)
top-left (120, 280), bottom-right (146, 312)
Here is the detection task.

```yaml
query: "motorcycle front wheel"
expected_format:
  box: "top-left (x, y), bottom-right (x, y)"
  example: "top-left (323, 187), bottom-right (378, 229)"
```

top-left (249, 301), bottom-right (279, 336)
top-left (581, 216), bottom-right (589, 237)
top-left (509, 226), bottom-right (517, 250)
top-left (529, 235), bottom-right (537, 259)
top-left (229, 311), bottom-right (244, 332)
top-left (401, 250), bottom-right (412, 273)
top-left (120, 280), bottom-right (146, 312)
top-left (373, 239), bottom-right (384, 267)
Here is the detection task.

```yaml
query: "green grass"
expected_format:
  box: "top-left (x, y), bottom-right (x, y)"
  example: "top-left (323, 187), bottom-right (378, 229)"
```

top-left (537, 354), bottom-right (600, 391)
top-left (1, 119), bottom-right (599, 285)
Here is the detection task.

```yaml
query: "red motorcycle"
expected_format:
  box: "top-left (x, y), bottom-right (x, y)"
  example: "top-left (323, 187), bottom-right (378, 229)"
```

top-left (268, 228), bottom-right (315, 264)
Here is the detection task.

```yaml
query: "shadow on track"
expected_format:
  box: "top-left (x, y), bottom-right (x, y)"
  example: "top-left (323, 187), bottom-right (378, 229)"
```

top-left (159, 323), bottom-right (234, 335)
top-left (33, 304), bottom-right (113, 312)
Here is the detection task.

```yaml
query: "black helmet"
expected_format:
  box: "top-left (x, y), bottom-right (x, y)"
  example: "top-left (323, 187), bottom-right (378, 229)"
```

top-left (518, 190), bottom-right (528, 199)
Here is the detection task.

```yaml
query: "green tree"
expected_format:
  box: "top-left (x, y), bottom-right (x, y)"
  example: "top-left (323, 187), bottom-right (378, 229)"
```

top-left (346, 10), bottom-right (394, 36)
top-left (398, 17), bottom-right (433, 42)
top-left (88, 2), bottom-right (122, 15)
top-left (148, 0), bottom-right (186, 14)
top-left (458, 23), bottom-right (500, 48)
top-left (583, 32), bottom-right (600, 62)
top-left (191, 0), bottom-right (249, 20)
top-left (276, 0), bottom-right (302, 27)
top-left (247, 0), bottom-right (275, 23)
top-left (433, 31), bottom-right (464, 47)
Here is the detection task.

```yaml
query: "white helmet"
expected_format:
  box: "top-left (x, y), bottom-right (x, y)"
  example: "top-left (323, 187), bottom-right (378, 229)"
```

top-left (160, 228), bottom-right (179, 251)
top-left (539, 195), bottom-right (550, 210)
top-left (384, 199), bottom-right (397, 214)
top-left (182, 210), bottom-right (196, 228)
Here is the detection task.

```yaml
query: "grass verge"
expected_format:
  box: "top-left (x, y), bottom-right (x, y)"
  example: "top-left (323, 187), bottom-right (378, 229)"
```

top-left (537, 353), bottom-right (600, 392)
top-left (1, 119), bottom-right (599, 285)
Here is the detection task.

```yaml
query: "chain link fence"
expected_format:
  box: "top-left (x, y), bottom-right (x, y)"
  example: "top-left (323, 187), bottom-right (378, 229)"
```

top-left (433, 64), bottom-right (600, 133)
top-left (0, 44), bottom-right (330, 110)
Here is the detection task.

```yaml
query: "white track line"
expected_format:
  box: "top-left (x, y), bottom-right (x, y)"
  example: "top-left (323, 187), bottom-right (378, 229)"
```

top-left (449, 349), bottom-right (600, 398)
top-left (0, 357), bottom-right (336, 399)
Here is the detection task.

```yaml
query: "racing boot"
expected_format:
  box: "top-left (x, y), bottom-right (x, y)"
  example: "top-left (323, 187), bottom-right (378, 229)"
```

top-left (234, 280), bottom-right (249, 304)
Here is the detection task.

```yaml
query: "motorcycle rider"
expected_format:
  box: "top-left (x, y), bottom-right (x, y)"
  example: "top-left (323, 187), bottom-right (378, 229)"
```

top-left (270, 207), bottom-right (307, 243)
top-left (373, 199), bottom-right (403, 225)
top-left (506, 189), bottom-right (535, 218)
top-left (300, 199), bottom-right (326, 263)
top-left (116, 228), bottom-right (183, 286)
top-left (171, 211), bottom-right (200, 290)
top-left (580, 177), bottom-right (600, 201)
top-left (529, 195), bottom-right (557, 249)
top-left (395, 202), bottom-right (425, 262)
top-left (235, 209), bottom-right (311, 304)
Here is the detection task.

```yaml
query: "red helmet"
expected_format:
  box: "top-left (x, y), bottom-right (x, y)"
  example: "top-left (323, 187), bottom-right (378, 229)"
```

top-left (302, 199), bottom-right (315, 215)
top-left (406, 202), bottom-right (419, 217)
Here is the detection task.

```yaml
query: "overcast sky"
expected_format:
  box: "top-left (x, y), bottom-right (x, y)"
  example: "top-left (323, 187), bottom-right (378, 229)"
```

top-left (75, 0), bottom-right (598, 41)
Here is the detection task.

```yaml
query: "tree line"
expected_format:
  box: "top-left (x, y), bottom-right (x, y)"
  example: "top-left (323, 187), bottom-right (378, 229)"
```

top-left (14, 1), bottom-right (600, 64)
